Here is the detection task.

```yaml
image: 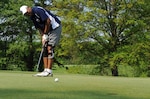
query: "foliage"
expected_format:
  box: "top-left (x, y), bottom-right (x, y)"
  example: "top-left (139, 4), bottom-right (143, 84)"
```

top-left (0, 0), bottom-right (150, 77)
top-left (0, 0), bottom-right (37, 71)
top-left (110, 41), bottom-right (150, 77)
top-left (6, 41), bottom-right (29, 70)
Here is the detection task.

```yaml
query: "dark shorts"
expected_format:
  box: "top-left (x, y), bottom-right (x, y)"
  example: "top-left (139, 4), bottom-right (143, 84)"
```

top-left (47, 24), bottom-right (62, 47)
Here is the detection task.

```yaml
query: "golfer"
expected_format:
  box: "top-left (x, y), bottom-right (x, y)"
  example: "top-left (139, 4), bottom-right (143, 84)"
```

top-left (20, 5), bottom-right (62, 77)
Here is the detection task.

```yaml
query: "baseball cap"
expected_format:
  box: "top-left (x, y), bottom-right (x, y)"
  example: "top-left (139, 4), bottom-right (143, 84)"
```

top-left (20, 5), bottom-right (28, 15)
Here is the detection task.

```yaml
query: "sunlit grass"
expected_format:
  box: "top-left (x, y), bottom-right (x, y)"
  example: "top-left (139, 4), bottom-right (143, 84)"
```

top-left (0, 70), bottom-right (150, 99)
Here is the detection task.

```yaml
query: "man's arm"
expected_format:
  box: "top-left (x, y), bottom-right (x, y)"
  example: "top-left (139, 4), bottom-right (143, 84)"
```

top-left (38, 18), bottom-right (51, 45)
top-left (43, 18), bottom-right (51, 34)
top-left (37, 18), bottom-right (51, 35)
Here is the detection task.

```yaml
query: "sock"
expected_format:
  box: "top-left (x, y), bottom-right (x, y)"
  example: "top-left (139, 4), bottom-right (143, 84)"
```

top-left (44, 68), bottom-right (47, 72)
top-left (46, 69), bottom-right (52, 73)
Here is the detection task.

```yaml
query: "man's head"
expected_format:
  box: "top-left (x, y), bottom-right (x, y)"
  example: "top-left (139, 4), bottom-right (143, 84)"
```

top-left (20, 5), bottom-right (32, 16)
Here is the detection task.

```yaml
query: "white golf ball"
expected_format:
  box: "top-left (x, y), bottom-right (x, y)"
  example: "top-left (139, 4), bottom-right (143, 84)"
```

top-left (54, 78), bottom-right (59, 82)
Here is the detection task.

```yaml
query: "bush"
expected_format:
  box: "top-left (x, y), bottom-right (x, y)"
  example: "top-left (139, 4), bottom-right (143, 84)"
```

top-left (66, 65), bottom-right (111, 76)
top-left (118, 65), bottom-right (134, 77)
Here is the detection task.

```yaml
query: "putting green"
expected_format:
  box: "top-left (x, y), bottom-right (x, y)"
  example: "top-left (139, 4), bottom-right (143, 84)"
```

top-left (0, 71), bottom-right (150, 99)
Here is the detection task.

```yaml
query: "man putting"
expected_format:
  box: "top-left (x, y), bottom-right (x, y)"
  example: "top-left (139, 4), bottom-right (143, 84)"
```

top-left (20, 5), bottom-right (62, 77)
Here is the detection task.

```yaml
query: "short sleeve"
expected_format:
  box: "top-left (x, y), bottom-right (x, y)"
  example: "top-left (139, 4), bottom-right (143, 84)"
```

top-left (33, 7), bottom-right (48, 22)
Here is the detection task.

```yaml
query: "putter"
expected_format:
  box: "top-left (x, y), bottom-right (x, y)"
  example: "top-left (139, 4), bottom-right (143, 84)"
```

top-left (36, 43), bottom-right (46, 71)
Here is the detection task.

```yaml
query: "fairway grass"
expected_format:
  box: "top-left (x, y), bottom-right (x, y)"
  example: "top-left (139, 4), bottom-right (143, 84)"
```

top-left (0, 71), bottom-right (150, 99)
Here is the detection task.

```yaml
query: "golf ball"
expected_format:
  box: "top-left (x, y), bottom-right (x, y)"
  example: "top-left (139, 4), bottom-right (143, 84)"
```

top-left (55, 78), bottom-right (59, 82)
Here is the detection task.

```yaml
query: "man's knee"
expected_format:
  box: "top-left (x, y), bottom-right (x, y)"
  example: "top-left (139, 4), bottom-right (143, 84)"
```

top-left (47, 46), bottom-right (54, 59)
top-left (43, 47), bottom-right (48, 57)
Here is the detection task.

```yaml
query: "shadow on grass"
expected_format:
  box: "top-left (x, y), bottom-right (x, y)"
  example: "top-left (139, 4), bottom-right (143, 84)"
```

top-left (0, 88), bottom-right (139, 99)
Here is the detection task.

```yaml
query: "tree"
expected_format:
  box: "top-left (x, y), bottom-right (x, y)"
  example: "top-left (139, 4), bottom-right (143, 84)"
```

top-left (109, 0), bottom-right (150, 76)
top-left (0, 0), bottom-right (37, 71)
top-left (1, 0), bottom-right (150, 77)
top-left (53, 0), bottom-right (150, 76)
top-left (85, 0), bottom-right (150, 76)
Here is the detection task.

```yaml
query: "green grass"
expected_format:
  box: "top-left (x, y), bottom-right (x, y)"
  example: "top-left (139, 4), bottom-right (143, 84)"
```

top-left (0, 70), bottom-right (150, 99)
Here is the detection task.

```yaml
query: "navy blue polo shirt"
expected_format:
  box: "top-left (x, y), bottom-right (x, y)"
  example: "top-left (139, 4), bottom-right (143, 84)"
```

top-left (30, 6), bottom-right (60, 32)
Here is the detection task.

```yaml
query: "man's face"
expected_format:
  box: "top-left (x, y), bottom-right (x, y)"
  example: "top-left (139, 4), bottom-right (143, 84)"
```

top-left (24, 7), bottom-right (32, 16)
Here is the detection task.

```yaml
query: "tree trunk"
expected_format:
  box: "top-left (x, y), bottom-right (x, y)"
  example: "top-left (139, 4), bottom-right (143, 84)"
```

top-left (111, 66), bottom-right (118, 76)
top-left (26, 30), bottom-right (34, 71)
top-left (27, 46), bottom-right (34, 71)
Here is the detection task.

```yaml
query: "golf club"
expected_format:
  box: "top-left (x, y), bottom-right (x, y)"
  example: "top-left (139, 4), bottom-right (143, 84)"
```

top-left (36, 43), bottom-right (46, 71)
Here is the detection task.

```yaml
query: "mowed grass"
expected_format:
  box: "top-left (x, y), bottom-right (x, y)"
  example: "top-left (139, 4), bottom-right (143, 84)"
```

top-left (0, 71), bottom-right (150, 99)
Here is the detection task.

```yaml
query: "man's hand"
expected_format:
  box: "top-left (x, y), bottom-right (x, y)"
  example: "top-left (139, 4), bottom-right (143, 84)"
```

top-left (42, 34), bottom-right (48, 46)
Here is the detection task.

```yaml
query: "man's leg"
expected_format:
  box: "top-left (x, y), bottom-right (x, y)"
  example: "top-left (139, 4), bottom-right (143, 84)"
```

top-left (43, 57), bottom-right (48, 69)
top-left (46, 45), bottom-right (54, 75)
top-left (46, 25), bottom-right (61, 75)
top-left (40, 46), bottom-right (54, 76)
top-left (42, 46), bottom-right (49, 73)
top-left (34, 46), bottom-right (51, 77)
top-left (48, 58), bottom-right (53, 69)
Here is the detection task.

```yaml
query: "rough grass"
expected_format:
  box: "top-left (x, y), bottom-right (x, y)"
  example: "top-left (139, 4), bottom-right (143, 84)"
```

top-left (0, 70), bottom-right (150, 99)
